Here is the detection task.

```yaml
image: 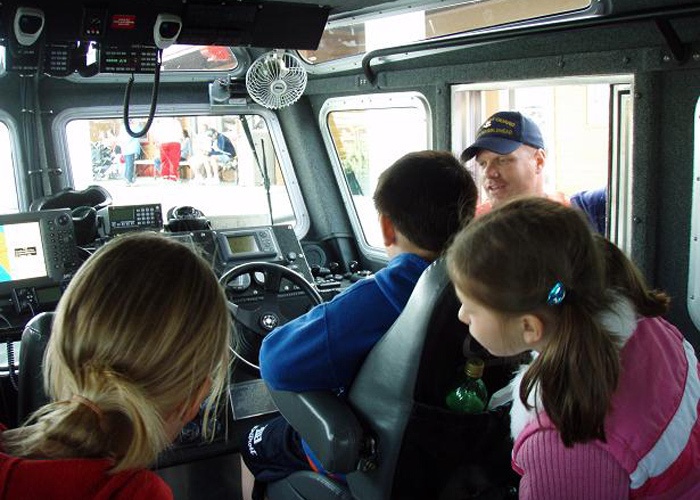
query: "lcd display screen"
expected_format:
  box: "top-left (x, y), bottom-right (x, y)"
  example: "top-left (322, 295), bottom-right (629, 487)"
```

top-left (226, 235), bottom-right (259, 255)
top-left (0, 221), bottom-right (48, 283)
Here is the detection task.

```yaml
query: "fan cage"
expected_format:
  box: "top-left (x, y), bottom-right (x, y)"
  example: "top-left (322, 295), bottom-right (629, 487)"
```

top-left (246, 52), bottom-right (308, 109)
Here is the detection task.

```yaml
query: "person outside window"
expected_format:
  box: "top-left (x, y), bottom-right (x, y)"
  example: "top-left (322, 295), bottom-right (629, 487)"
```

top-left (461, 111), bottom-right (566, 216)
top-left (119, 128), bottom-right (141, 186)
top-left (207, 128), bottom-right (237, 183)
top-left (180, 130), bottom-right (193, 161)
top-left (462, 110), bottom-right (607, 233)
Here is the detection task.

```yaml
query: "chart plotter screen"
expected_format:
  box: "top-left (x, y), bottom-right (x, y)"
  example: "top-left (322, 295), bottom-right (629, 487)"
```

top-left (0, 221), bottom-right (48, 283)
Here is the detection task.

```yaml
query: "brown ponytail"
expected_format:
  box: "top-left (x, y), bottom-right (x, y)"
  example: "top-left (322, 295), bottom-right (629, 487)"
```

top-left (521, 300), bottom-right (619, 446)
top-left (595, 234), bottom-right (670, 317)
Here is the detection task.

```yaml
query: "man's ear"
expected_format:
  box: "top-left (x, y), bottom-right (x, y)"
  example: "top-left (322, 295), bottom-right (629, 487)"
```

top-left (521, 314), bottom-right (544, 347)
top-left (533, 148), bottom-right (546, 174)
top-left (379, 213), bottom-right (397, 247)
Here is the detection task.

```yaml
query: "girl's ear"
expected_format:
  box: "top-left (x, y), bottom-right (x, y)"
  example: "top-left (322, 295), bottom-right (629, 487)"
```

top-left (164, 377), bottom-right (213, 441)
top-left (521, 314), bottom-right (544, 348)
top-left (183, 377), bottom-right (213, 423)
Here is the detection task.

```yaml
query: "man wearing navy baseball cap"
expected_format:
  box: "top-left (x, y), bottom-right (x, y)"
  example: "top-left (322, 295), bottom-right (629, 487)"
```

top-left (461, 111), bottom-right (566, 214)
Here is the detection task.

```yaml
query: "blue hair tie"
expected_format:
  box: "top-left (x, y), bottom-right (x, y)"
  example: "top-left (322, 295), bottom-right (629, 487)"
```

top-left (547, 281), bottom-right (566, 305)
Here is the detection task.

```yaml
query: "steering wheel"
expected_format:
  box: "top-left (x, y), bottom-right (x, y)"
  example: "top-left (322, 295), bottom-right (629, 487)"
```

top-left (219, 262), bottom-right (323, 370)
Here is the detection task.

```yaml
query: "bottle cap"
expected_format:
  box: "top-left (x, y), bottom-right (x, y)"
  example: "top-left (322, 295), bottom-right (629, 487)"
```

top-left (465, 357), bottom-right (484, 378)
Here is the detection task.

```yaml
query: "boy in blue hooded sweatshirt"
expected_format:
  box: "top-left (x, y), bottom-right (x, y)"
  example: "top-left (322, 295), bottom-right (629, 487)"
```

top-left (241, 150), bottom-right (478, 496)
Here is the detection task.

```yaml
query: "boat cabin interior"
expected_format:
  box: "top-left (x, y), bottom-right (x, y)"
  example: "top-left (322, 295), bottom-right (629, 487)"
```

top-left (0, 0), bottom-right (699, 498)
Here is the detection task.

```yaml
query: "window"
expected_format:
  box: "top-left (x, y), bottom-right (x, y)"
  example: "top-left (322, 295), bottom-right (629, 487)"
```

top-left (61, 110), bottom-right (308, 235)
top-left (0, 121), bottom-right (18, 213)
top-left (321, 93), bottom-right (430, 255)
top-left (161, 45), bottom-right (237, 72)
top-left (300, 0), bottom-right (592, 65)
top-left (452, 76), bottom-right (633, 241)
top-left (688, 98), bottom-right (700, 330)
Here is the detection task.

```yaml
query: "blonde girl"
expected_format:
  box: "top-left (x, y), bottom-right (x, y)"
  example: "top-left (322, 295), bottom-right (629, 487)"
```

top-left (447, 197), bottom-right (699, 499)
top-left (1, 232), bottom-right (230, 499)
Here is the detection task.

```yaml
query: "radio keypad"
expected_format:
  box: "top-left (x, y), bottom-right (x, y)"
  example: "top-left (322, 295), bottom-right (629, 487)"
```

top-left (45, 213), bottom-right (76, 271)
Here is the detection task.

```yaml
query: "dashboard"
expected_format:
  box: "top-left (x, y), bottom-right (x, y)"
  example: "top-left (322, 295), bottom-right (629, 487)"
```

top-left (1, 203), bottom-right (371, 468)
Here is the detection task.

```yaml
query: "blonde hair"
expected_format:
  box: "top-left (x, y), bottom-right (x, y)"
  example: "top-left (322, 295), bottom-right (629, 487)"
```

top-left (3, 232), bottom-right (230, 471)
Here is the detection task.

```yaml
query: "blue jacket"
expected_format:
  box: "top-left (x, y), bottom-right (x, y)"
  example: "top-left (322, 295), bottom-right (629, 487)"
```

top-left (210, 134), bottom-right (236, 157)
top-left (260, 252), bottom-right (430, 393)
top-left (571, 187), bottom-right (607, 234)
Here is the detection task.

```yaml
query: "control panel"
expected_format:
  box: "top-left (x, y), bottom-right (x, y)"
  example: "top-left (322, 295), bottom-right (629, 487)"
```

top-left (216, 225), bottom-right (314, 283)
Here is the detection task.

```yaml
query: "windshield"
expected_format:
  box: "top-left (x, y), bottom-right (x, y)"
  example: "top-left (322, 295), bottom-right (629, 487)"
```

top-left (64, 113), bottom-right (302, 230)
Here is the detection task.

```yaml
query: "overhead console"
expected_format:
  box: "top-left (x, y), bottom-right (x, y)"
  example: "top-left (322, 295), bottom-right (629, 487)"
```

top-left (0, 0), bottom-right (330, 76)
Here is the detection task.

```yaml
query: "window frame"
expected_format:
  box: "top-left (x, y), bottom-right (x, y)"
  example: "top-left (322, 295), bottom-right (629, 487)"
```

top-left (0, 111), bottom-right (25, 213)
top-left (298, 0), bottom-right (602, 72)
top-left (51, 103), bottom-right (310, 238)
top-left (451, 75), bottom-right (633, 247)
top-left (319, 92), bottom-right (432, 261)
top-left (688, 98), bottom-right (700, 330)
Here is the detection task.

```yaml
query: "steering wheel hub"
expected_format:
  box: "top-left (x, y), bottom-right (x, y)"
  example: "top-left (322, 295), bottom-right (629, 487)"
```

top-left (260, 312), bottom-right (280, 331)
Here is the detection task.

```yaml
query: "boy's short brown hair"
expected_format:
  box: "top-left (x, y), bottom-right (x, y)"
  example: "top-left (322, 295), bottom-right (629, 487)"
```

top-left (373, 150), bottom-right (478, 253)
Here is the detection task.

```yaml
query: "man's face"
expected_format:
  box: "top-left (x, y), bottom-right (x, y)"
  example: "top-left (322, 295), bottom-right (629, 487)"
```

top-left (474, 145), bottom-right (545, 207)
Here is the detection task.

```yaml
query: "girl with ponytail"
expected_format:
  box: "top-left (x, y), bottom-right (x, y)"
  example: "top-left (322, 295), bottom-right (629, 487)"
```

top-left (446, 196), bottom-right (699, 499)
top-left (1, 232), bottom-right (230, 499)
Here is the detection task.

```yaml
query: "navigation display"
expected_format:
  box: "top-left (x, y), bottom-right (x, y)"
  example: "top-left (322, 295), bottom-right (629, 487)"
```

top-left (227, 235), bottom-right (259, 255)
top-left (0, 221), bottom-right (48, 283)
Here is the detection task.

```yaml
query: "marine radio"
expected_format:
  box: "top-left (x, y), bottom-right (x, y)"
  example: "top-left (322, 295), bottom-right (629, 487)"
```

top-left (98, 203), bottom-right (163, 236)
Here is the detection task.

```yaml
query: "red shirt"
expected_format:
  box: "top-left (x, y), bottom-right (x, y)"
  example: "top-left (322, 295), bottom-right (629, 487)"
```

top-left (0, 426), bottom-right (172, 500)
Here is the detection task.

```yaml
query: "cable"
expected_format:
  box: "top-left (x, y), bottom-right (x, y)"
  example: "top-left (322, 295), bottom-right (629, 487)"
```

top-left (6, 342), bottom-right (18, 390)
top-left (123, 49), bottom-right (163, 138)
top-left (0, 313), bottom-right (18, 391)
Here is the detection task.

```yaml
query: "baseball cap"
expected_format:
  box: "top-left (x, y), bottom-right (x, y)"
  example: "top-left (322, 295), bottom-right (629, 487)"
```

top-left (460, 111), bottom-right (545, 162)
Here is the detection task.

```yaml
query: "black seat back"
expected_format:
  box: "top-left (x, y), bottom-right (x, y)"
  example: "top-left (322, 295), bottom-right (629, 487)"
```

top-left (269, 258), bottom-right (521, 499)
top-left (347, 258), bottom-right (520, 499)
top-left (17, 312), bottom-right (54, 424)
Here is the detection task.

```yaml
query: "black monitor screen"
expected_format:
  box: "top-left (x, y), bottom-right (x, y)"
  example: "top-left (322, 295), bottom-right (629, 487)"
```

top-left (0, 220), bottom-right (48, 283)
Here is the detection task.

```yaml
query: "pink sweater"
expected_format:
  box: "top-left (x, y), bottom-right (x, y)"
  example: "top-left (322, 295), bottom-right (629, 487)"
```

top-left (510, 300), bottom-right (700, 499)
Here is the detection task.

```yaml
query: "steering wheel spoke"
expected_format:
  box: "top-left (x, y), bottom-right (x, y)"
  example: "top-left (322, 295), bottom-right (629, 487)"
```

top-left (262, 266), bottom-right (284, 294)
top-left (219, 262), bottom-right (323, 370)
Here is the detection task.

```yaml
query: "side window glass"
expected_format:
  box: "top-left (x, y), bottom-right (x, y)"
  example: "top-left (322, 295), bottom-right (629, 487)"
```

top-left (161, 45), bottom-right (237, 72)
top-left (0, 121), bottom-right (18, 213)
top-left (321, 93), bottom-right (430, 254)
top-left (61, 112), bottom-right (307, 235)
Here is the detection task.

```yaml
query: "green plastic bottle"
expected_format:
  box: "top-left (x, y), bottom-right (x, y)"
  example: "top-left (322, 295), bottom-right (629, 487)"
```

top-left (445, 357), bottom-right (488, 413)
